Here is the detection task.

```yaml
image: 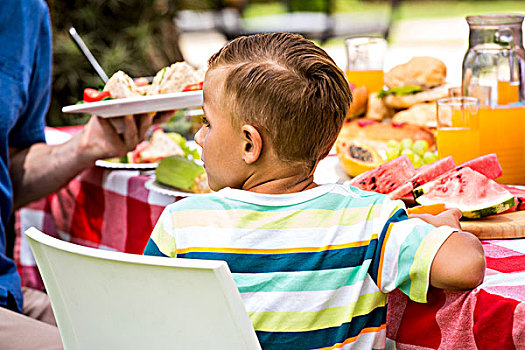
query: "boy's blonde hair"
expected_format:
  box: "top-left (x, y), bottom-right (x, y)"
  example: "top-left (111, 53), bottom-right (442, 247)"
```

top-left (207, 32), bottom-right (352, 169)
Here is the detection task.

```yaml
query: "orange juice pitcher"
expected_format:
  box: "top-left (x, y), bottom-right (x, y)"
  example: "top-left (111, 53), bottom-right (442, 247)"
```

top-left (461, 14), bottom-right (525, 184)
top-left (462, 14), bottom-right (524, 106)
top-left (478, 106), bottom-right (525, 184)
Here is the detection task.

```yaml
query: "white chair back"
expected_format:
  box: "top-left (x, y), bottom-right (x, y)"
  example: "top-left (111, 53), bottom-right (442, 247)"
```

top-left (25, 227), bottom-right (261, 350)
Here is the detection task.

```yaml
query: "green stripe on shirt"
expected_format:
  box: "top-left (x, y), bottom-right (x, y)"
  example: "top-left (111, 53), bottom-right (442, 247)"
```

top-left (248, 291), bottom-right (386, 332)
top-left (233, 264), bottom-right (371, 293)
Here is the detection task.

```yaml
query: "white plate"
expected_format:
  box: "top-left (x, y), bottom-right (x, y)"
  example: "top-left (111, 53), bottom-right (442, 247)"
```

top-left (62, 90), bottom-right (203, 118)
top-left (95, 159), bottom-right (158, 170)
top-left (95, 140), bottom-right (201, 170)
top-left (145, 178), bottom-right (199, 197)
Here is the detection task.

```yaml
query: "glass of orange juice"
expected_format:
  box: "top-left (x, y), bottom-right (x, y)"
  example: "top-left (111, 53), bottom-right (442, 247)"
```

top-left (344, 37), bottom-right (387, 93)
top-left (478, 105), bottom-right (525, 184)
top-left (436, 97), bottom-right (481, 165)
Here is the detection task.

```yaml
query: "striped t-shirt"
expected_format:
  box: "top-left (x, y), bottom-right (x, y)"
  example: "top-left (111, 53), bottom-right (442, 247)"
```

top-left (143, 183), bottom-right (455, 350)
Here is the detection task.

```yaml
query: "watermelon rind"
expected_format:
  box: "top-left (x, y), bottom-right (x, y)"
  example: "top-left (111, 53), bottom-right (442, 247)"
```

top-left (413, 186), bottom-right (426, 199)
top-left (416, 195), bottom-right (515, 219)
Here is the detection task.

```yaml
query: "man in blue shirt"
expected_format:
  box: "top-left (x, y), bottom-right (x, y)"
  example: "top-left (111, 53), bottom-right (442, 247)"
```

top-left (0, 1), bottom-right (172, 347)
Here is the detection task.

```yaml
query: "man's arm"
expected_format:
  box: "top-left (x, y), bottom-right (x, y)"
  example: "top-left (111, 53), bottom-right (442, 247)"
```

top-left (410, 209), bottom-right (486, 290)
top-left (9, 112), bottom-right (171, 209)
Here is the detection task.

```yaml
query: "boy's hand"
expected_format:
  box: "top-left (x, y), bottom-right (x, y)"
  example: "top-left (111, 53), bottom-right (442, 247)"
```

top-left (409, 208), bottom-right (462, 230)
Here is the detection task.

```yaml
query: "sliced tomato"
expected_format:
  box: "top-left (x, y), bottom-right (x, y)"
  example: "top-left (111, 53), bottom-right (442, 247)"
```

top-left (83, 88), bottom-right (111, 103)
top-left (182, 81), bottom-right (203, 92)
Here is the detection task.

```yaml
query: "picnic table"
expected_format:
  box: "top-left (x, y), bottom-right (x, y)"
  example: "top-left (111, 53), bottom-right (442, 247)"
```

top-left (14, 127), bottom-right (525, 349)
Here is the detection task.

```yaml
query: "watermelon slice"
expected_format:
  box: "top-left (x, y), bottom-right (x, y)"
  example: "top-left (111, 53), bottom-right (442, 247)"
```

top-left (388, 156), bottom-right (456, 200)
top-left (413, 153), bottom-right (502, 198)
top-left (414, 167), bottom-right (515, 219)
top-left (348, 155), bottom-right (415, 194)
top-left (457, 153), bottom-right (502, 180)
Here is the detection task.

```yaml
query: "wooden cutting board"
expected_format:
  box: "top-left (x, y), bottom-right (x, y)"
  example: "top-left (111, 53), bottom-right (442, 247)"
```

top-left (461, 210), bottom-right (525, 239)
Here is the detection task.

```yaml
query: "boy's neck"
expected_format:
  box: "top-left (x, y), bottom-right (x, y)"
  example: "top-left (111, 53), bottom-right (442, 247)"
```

top-left (239, 156), bottom-right (319, 194)
top-left (242, 173), bottom-right (318, 194)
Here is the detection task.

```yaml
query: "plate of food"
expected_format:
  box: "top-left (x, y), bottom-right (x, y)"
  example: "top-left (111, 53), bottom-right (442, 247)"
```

top-left (147, 154), bottom-right (210, 197)
top-left (97, 129), bottom-right (200, 170)
top-left (62, 62), bottom-right (204, 118)
top-left (145, 179), bottom-right (202, 198)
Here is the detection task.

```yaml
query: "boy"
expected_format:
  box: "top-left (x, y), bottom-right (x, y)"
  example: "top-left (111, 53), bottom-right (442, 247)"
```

top-left (144, 33), bottom-right (485, 349)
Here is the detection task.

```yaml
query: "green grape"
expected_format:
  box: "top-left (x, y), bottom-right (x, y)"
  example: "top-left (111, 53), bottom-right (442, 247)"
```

top-left (401, 148), bottom-right (414, 162)
top-left (386, 147), bottom-right (400, 160)
top-left (385, 140), bottom-right (401, 158)
top-left (412, 140), bottom-right (429, 156)
top-left (400, 138), bottom-right (413, 150)
top-left (413, 154), bottom-right (423, 168)
top-left (423, 151), bottom-right (438, 164)
top-left (387, 139), bottom-right (400, 149)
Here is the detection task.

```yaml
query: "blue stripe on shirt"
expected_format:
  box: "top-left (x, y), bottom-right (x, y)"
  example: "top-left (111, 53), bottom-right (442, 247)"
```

top-left (177, 244), bottom-right (376, 273)
top-left (255, 305), bottom-right (386, 350)
top-left (143, 238), bottom-right (168, 257)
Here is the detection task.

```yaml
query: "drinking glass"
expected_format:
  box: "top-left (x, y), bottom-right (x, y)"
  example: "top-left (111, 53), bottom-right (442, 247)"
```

top-left (437, 97), bottom-right (481, 165)
top-left (448, 85), bottom-right (492, 107)
top-left (344, 36), bottom-right (387, 93)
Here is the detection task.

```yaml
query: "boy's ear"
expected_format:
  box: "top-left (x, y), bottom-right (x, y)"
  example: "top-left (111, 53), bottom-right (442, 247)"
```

top-left (241, 125), bottom-right (262, 165)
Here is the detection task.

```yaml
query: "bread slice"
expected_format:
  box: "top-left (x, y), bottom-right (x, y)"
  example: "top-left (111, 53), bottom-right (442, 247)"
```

top-left (139, 129), bottom-right (184, 163)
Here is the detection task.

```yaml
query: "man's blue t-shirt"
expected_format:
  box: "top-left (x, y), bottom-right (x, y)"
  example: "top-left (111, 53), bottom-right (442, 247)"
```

top-left (0, 0), bottom-right (50, 312)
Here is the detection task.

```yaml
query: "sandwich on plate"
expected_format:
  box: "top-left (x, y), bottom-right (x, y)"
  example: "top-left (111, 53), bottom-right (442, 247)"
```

top-left (99, 61), bottom-right (205, 100)
top-left (379, 56), bottom-right (449, 128)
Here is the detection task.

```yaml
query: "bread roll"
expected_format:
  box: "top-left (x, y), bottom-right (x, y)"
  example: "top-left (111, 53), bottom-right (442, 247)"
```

top-left (384, 56), bottom-right (447, 89)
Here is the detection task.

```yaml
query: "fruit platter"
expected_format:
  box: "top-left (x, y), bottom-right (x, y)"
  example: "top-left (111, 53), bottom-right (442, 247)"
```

top-left (337, 150), bottom-right (525, 239)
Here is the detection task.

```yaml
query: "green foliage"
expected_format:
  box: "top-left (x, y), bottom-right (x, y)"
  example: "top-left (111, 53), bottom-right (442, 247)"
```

top-left (47, 0), bottom-right (183, 126)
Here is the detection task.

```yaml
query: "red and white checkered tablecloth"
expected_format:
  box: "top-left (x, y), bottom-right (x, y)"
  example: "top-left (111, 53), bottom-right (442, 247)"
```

top-left (14, 167), bottom-right (179, 290)
top-left (387, 238), bottom-right (525, 349)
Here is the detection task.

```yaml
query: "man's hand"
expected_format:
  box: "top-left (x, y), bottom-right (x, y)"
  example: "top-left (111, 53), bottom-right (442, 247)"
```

top-left (74, 110), bottom-right (175, 165)
top-left (9, 109), bottom-right (175, 209)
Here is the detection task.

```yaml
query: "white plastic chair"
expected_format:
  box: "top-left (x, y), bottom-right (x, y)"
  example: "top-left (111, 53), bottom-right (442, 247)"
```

top-left (24, 227), bottom-right (261, 350)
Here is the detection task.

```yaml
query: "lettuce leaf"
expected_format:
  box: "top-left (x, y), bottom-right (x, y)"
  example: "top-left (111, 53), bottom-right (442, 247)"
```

top-left (378, 85), bottom-right (424, 98)
top-left (166, 132), bottom-right (201, 160)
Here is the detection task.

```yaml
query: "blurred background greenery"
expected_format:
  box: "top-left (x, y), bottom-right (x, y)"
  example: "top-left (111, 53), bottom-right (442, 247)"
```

top-left (47, 0), bottom-right (183, 126)
top-left (46, 0), bottom-right (524, 127)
